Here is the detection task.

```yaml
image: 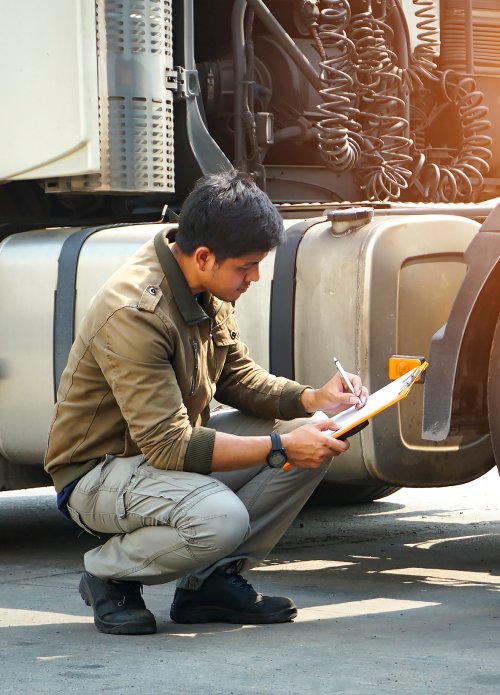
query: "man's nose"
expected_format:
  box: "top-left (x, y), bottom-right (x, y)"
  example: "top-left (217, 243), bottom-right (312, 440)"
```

top-left (246, 265), bottom-right (260, 283)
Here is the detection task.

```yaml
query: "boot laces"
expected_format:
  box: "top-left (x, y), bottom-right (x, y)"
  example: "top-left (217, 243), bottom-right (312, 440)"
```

top-left (227, 572), bottom-right (256, 594)
top-left (113, 581), bottom-right (144, 608)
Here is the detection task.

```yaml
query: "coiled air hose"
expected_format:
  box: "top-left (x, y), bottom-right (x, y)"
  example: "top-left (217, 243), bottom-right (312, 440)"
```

top-left (409, 0), bottom-right (440, 87)
top-left (314, 0), bottom-right (363, 172)
top-left (409, 70), bottom-right (492, 202)
top-left (311, 0), bottom-right (414, 199)
top-left (350, 2), bottom-right (413, 200)
top-left (407, 0), bottom-right (493, 202)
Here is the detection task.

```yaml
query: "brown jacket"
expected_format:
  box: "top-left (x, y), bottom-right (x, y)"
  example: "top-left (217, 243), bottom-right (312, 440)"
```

top-left (45, 230), bottom-right (309, 491)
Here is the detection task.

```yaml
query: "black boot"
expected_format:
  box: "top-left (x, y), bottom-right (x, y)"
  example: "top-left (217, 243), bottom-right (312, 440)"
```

top-left (170, 567), bottom-right (297, 624)
top-left (79, 571), bottom-right (157, 635)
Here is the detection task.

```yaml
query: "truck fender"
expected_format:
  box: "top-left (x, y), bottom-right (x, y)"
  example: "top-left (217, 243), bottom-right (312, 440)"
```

top-left (423, 205), bottom-right (500, 441)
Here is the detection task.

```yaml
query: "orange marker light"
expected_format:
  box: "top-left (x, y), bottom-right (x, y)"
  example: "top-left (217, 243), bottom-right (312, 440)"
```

top-left (388, 355), bottom-right (426, 382)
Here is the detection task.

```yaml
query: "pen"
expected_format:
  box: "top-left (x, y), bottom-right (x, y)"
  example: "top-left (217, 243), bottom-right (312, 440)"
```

top-left (333, 357), bottom-right (357, 398)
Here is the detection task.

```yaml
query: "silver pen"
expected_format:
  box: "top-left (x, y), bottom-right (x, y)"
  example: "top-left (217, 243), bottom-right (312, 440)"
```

top-left (333, 357), bottom-right (357, 397)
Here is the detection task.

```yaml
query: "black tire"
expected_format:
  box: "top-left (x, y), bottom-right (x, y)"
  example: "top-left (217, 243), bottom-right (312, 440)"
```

top-left (311, 481), bottom-right (400, 506)
top-left (488, 313), bottom-right (500, 470)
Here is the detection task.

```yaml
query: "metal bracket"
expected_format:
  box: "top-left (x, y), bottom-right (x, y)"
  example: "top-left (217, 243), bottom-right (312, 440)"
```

top-left (171, 66), bottom-right (200, 99)
top-left (165, 69), bottom-right (179, 92)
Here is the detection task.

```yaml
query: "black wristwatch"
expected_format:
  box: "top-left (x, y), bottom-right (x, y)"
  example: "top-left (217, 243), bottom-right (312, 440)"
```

top-left (266, 432), bottom-right (287, 468)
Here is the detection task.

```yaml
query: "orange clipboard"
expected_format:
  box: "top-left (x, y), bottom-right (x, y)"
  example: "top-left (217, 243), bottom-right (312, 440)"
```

top-left (282, 361), bottom-right (428, 471)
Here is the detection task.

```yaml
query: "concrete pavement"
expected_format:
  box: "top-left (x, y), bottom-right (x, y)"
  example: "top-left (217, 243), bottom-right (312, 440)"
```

top-left (1, 468), bottom-right (500, 694)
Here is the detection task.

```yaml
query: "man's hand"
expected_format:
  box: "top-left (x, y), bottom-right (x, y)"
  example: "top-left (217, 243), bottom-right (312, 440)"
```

top-left (281, 420), bottom-right (349, 468)
top-left (301, 372), bottom-right (368, 416)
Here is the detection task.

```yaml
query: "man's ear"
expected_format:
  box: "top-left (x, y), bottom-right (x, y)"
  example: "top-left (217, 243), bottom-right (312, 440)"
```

top-left (194, 246), bottom-right (213, 272)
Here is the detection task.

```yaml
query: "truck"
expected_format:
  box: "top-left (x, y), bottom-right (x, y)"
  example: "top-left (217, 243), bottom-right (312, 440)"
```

top-left (0, 0), bottom-right (498, 504)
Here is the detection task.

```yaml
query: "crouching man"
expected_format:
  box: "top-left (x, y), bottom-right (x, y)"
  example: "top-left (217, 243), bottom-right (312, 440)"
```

top-left (44, 170), bottom-right (367, 635)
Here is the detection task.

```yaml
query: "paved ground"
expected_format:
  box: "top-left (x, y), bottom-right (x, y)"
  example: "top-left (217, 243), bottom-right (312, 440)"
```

top-left (1, 468), bottom-right (500, 694)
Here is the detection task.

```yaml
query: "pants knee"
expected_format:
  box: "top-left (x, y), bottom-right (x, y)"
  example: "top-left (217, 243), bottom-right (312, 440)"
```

top-left (176, 488), bottom-right (250, 555)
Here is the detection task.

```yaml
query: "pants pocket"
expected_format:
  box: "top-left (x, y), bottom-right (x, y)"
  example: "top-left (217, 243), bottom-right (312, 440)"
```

top-left (66, 502), bottom-right (101, 537)
top-left (119, 469), bottom-right (226, 531)
top-left (67, 456), bottom-right (143, 535)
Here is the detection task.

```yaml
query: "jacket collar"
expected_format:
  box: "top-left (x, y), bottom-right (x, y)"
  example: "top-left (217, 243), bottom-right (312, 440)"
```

top-left (154, 230), bottom-right (211, 325)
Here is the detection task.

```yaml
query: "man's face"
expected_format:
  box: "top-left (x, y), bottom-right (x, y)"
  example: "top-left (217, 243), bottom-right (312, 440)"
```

top-left (203, 250), bottom-right (268, 302)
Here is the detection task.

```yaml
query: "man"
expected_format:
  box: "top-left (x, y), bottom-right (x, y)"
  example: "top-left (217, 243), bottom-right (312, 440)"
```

top-left (44, 170), bottom-right (367, 635)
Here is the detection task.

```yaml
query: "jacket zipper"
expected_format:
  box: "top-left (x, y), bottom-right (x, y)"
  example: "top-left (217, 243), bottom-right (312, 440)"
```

top-left (189, 338), bottom-right (199, 396)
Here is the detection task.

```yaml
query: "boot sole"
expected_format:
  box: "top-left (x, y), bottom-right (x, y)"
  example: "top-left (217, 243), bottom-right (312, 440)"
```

top-left (170, 604), bottom-right (297, 625)
top-left (79, 585), bottom-right (157, 635)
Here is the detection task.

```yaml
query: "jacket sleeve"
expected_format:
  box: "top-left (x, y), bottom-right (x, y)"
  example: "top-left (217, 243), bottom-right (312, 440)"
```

top-left (214, 316), bottom-right (311, 420)
top-left (91, 306), bottom-right (214, 474)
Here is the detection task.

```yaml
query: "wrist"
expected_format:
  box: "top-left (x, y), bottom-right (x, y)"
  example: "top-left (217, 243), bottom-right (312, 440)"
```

top-left (280, 432), bottom-right (291, 450)
top-left (300, 387), bottom-right (318, 414)
top-left (266, 432), bottom-right (288, 468)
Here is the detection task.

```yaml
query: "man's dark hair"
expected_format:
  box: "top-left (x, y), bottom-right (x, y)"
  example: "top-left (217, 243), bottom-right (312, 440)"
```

top-left (176, 170), bottom-right (285, 261)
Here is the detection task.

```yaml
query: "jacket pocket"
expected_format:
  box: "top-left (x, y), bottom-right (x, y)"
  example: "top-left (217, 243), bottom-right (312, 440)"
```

top-left (189, 338), bottom-right (199, 396)
top-left (210, 316), bottom-right (241, 383)
top-left (211, 314), bottom-right (240, 347)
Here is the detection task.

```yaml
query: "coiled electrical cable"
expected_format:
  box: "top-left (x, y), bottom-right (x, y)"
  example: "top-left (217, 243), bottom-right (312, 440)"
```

top-left (406, 0), bottom-right (493, 202)
top-left (315, 0), bottom-right (363, 172)
top-left (407, 0), bottom-right (440, 88)
top-left (350, 4), bottom-right (413, 200)
top-left (409, 70), bottom-right (492, 202)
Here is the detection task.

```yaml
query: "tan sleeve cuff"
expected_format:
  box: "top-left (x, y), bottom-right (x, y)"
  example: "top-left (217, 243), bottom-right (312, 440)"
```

top-left (183, 426), bottom-right (216, 474)
top-left (278, 381), bottom-right (313, 420)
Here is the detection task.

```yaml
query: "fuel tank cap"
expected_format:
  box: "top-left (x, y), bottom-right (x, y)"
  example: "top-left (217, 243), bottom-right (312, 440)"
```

top-left (327, 207), bottom-right (374, 235)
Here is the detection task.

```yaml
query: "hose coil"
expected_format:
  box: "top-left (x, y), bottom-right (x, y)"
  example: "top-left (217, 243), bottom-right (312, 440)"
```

top-left (409, 70), bottom-right (492, 202)
top-left (409, 0), bottom-right (440, 87)
top-left (407, 0), bottom-right (492, 201)
top-left (315, 0), bottom-right (363, 172)
top-left (351, 5), bottom-right (413, 200)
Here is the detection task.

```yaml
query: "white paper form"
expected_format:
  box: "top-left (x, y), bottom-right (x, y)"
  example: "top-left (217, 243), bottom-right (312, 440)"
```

top-left (314, 364), bottom-right (428, 439)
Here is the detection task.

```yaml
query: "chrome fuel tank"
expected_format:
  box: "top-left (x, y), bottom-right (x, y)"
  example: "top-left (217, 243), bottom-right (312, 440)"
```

top-left (236, 213), bottom-right (494, 487)
top-left (0, 224), bottom-right (167, 464)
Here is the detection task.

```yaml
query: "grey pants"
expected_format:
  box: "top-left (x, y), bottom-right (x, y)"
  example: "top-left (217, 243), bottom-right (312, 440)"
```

top-left (67, 410), bottom-right (330, 588)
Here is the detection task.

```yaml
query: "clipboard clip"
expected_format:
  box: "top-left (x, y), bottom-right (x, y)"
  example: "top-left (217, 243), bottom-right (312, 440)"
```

top-left (399, 361), bottom-right (429, 395)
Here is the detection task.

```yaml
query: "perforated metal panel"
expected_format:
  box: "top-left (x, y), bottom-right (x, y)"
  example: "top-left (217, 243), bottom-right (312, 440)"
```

top-left (49, 0), bottom-right (174, 193)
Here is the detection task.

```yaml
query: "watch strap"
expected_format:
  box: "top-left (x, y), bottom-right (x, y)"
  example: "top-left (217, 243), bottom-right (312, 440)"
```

top-left (270, 432), bottom-right (282, 451)
top-left (266, 432), bottom-right (287, 468)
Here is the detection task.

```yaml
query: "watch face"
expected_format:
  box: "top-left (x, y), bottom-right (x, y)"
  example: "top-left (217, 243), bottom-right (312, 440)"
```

top-left (267, 450), bottom-right (287, 468)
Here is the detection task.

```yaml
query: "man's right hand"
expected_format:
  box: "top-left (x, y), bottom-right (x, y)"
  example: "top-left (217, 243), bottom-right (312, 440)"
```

top-left (281, 420), bottom-right (348, 469)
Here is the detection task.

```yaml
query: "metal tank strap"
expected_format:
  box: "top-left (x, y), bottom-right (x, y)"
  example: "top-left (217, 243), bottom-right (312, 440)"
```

top-left (269, 217), bottom-right (324, 380)
top-left (53, 224), bottom-right (128, 401)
